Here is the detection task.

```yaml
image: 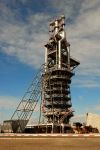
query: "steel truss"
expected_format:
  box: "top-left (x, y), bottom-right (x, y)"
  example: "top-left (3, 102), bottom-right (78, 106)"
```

top-left (11, 65), bottom-right (44, 132)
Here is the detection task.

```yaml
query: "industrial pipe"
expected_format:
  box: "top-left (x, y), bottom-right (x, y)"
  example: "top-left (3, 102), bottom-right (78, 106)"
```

top-left (58, 30), bottom-right (66, 69)
top-left (67, 45), bottom-right (70, 69)
top-left (55, 19), bottom-right (59, 34)
top-left (45, 47), bottom-right (48, 72)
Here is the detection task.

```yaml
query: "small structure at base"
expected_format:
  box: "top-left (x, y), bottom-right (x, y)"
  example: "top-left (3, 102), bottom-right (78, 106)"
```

top-left (3, 120), bottom-right (28, 133)
top-left (86, 113), bottom-right (100, 133)
top-left (25, 123), bottom-right (74, 133)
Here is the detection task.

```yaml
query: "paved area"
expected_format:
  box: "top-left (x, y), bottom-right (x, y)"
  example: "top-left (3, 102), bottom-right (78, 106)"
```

top-left (0, 136), bottom-right (100, 150)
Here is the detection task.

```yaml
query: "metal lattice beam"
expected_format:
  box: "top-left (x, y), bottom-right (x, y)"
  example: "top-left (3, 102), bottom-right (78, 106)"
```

top-left (11, 64), bottom-right (44, 132)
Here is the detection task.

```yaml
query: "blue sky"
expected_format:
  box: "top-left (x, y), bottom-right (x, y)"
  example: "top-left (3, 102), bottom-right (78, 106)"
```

top-left (0, 0), bottom-right (100, 124)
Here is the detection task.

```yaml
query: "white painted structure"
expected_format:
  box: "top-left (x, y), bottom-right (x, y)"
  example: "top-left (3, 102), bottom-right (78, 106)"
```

top-left (86, 113), bottom-right (100, 132)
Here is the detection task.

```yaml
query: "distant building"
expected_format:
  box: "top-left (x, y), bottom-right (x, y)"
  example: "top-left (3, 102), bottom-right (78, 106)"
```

top-left (0, 124), bottom-right (1, 133)
top-left (86, 113), bottom-right (100, 132)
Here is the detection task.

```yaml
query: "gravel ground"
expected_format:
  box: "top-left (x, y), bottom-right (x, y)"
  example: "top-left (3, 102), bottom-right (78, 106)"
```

top-left (0, 137), bottom-right (100, 150)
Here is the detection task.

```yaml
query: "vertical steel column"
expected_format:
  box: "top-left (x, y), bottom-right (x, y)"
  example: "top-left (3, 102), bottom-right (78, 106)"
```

top-left (67, 45), bottom-right (70, 70)
top-left (55, 19), bottom-right (59, 34)
top-left (58, 40), bottom-right (61, 69)
top-left (45, 47), bottom-right (48, 72)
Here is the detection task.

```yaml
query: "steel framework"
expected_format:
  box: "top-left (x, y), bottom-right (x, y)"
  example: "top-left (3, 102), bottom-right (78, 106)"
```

top-left (42, 15), bottom-right (80, 127)
top-left (10, 15), bottom-right (80, 133)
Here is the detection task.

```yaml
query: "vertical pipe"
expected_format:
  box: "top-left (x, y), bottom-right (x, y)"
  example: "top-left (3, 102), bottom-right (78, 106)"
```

top-left (58, 40), bottom-right (61, 69)
top-left (55, 20), bottom-right (58, 34)
top-left (45, 47), bottom-right (48, 72)
top-left (62, 124), bottom-right (64, 133)
top-left (52, 123), bottom-right (54, 133)
top-left (67, 46), bottom-right (70, 69)
top-left (61, 15), bottom-right (65, 30)
top-left (56, 44), bottom-right (58, 69)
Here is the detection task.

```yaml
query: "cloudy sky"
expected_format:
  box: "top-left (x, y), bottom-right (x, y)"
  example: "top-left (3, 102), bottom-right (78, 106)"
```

top-left (0, 0), bottom-right (100, 124)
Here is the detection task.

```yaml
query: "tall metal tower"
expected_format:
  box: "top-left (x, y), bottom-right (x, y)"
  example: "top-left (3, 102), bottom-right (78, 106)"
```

top-left (4, 15), bottom-right (80, 133)
top-left (42, 15), bottom-right (80, 128)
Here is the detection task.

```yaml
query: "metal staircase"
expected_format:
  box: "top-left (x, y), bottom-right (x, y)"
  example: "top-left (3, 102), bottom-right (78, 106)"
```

top-left (59, 109), bottom-right (74, 124)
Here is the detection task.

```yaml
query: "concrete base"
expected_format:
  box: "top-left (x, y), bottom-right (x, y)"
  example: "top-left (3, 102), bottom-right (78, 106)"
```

top-left (25, 123), bottom-right (74, 134)
top-left (3, 120), bottom-right (28, 133)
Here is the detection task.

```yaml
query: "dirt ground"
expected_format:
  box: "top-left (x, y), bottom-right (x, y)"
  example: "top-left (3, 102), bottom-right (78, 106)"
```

top-left (0, 137), bottom-right (100, 150)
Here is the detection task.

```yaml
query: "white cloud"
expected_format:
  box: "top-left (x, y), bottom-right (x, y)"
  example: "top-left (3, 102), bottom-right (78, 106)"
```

top-left (81, 0), bottom-right (100, 12)
top-left (71, 114), bottom-right (86, 124)
top-left (0, 3), bottom-right (50, 67)
top-left (72, 77), bottom-right (100, 88)
top-left (95, 105), bottom-right (100, 111)
top-left (49, 0), bottom-right (83, 18)
top-left (0, 95), bottom-right (19, 123)
top-left (0, 95), bottom-right (41, 123)
top-left (83, 103), bottom-right (100, 114)
top-left (65, 0), bottom-right (100, 88)
top-left (0, 96), bottom-right (18, 109)
top-left (0, 20), bottom-right (45, 67)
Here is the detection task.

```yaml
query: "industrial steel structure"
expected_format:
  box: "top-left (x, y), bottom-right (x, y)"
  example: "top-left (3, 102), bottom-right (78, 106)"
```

top-left (10, 65), bottom-right (44, 133)
top-left (41, 15), bottom-right (80, 132)
top-left (3, 16), bottom-right (80, 133)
